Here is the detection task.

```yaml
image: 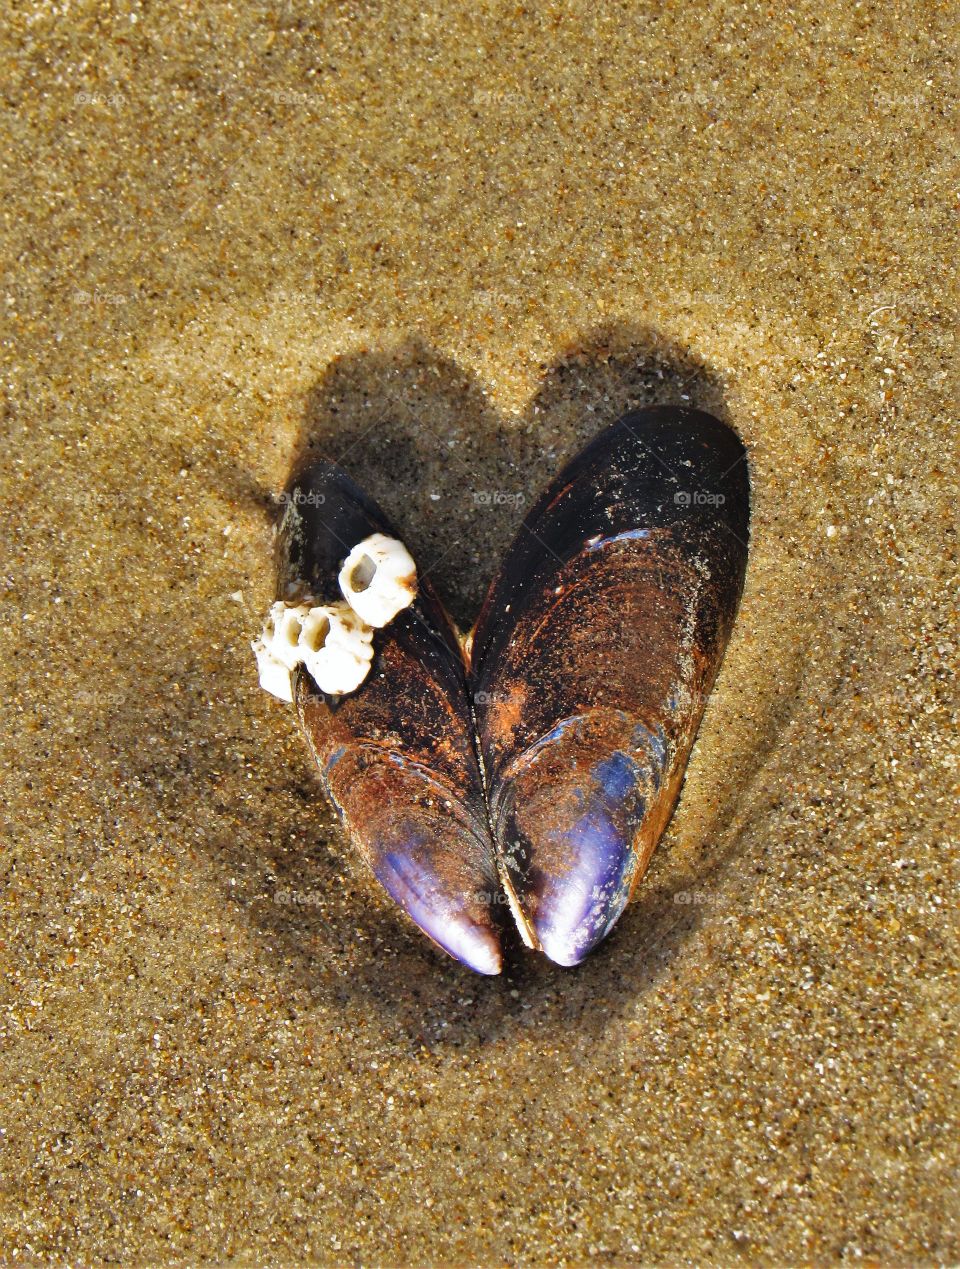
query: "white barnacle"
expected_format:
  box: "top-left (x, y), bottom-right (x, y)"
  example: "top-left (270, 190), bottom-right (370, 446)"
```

top-left (252, 598), bottom-right (375, 702)
top-left (252, 638), bottom-right (297, 703)
top-left (338, 533), bottom-right (417, 628)
top-left (252, 600), bottom-right (312, 702)
top-left (297, 601), bottom-right (373, 695)
top-left (268, 601), bottom-right (313, 669)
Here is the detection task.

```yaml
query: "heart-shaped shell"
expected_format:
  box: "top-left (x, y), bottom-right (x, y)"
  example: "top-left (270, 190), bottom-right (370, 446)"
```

top-left (261, 408), bottom-right (750, 973)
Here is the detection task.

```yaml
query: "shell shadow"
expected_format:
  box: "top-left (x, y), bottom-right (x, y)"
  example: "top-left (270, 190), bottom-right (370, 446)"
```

top-left (229, 321), bottom-right (814, 1047)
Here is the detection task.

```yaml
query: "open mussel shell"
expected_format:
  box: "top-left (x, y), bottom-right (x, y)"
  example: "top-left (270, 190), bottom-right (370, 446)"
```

top-left (470, 407), bottom-right (750, 967)
top-left (277, 461), bottom-right (503, 975)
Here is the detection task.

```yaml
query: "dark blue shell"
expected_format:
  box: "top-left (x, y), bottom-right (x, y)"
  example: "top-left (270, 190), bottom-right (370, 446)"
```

top-left (470, 408), bottom-right (749, 965)
top-left (279, 462), bottom-right (503, 975)
top-left (276, 408), bottom-right (749, 972)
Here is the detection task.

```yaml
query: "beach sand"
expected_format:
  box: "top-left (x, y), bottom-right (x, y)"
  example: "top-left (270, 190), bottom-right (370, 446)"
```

top-left (1, 0), bottom-right (956, 1261)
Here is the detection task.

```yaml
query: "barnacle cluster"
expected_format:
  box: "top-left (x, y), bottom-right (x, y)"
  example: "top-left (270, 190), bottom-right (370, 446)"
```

top-left (252, 533), bottom-right (417, 701)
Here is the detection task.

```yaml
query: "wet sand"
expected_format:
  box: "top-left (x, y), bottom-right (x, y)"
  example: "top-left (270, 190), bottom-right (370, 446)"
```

top-left (1, 0), bottom-right (957, 1262)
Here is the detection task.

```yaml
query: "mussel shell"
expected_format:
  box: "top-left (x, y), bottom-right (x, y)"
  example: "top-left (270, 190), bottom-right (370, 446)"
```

top-left (470, 408), bottom-right (750, 966)
top-left (278, 461), bottom-right (503, 975)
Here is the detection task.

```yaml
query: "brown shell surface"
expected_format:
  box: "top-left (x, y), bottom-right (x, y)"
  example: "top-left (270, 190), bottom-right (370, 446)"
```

top-left (470, 408), bottom-right (750, 964)
top-left (281, 461), bottom-right (504, 975)
top-left (279, 410), bottom-right (748, 970)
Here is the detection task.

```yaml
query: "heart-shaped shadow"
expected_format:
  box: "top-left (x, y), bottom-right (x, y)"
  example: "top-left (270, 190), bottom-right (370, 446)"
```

top-left (217, 317), bottom-right (843, 1047)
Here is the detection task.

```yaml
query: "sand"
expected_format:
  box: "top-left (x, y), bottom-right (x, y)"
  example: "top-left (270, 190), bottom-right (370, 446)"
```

top-left (1, 0), bottom-right (957, 1262)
